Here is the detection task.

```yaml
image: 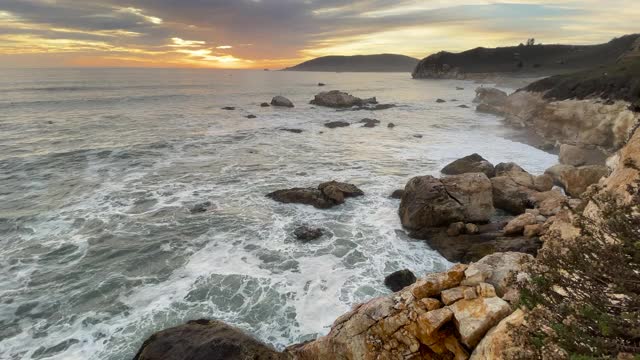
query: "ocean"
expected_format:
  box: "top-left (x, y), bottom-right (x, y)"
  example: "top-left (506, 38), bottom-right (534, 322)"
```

top-left (0, 68), bottom-right (556, 359)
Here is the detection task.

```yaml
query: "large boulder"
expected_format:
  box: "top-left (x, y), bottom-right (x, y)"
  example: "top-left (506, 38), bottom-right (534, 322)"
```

top-left (399, 173), bottom-right (494, 230)
top-left (318, 180), bottom-right (364, 204)
top-left (503, 213), bottom-right (538, 236)
top-left (133, 319), bottom-right (288, 360)
top-left (448, 297), bottom-right (512, 348)
top-left (559, 144), bottom-right (607, 166)
top-left (441, 153), bottom-right (496, 177)
top-left (462, 252), bottom-right (533, 297)
top-left (470, 309), bottom-right (526, 360)
top-left (490, 163), bottom-right (538, 214)
top-left (270, 96), bottom-right (294, 107)
top-left (310, 90), bottom-right (377, 108)
top-left (384, 269), bottom-right (417, 292)
top-left (545, 164), bottom-right (609, 197)
top-left (293, 226), bottom-right (323, 241)
top-left (267, 181), bottom-right (364, 209)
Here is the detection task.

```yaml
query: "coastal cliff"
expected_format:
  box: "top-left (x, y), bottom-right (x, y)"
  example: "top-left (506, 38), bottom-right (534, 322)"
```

top-left (412, 34), bottom-right (639, 79)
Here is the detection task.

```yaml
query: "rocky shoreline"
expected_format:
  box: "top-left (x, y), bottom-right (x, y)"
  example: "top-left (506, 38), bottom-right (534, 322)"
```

top-left (132, 60), bottom-right (640, 359)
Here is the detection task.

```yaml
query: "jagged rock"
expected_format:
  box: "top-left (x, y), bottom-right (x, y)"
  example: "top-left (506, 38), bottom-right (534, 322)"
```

top-left (464, 252), bottom-right (533, 297)
top-left (463, 287), bottom-right (478, 300)
top-left (476, 283), bottom-right (497, 298)
top-left (410, 264), bottom-right (467, 299)
top-left (441, 153), bottom-right (496, 177)
top-left (470, 309), bottom-right (525, 360)
top-left (390, 189), bottom-right (404, 199)
top-left (529, 190), bottom-right (566, 216)
top-left (384, 269), bottom-right (417, 292)
top-left (267, 181), bottom-right (363, 209)
top-left (546, 164), bottom-right (609, 197)
top-left (449, 296), bottom-right (512, 348)
top-left (504, 213), bottom-right (538, 236)
top-left (324, 121), bottom-right (350, 128)
top-left (271, 96), bottom-right (294, 107)
top-left (310, 90), bottom-right (377, 108)
top-left (399, 173), bottom-right (494, 230)
top-left (132, 319), bottom-right (288, 360)
top-left (293, 226), bottom-right (323, 241)
top-left (441, 286), bottom-right (469, 305)
top-left (318, 181), bottom-right (364, 204)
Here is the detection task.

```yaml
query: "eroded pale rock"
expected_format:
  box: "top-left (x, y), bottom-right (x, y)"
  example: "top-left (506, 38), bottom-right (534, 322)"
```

top-left (449, 297), bottom-right (512, 348)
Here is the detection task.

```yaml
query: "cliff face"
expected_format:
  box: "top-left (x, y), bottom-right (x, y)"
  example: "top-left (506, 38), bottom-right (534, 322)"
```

top-left (412, 34), bottom-right (639, 79)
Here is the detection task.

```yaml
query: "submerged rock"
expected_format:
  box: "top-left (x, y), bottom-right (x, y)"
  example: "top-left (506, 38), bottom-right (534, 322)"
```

top-left (318, 82), bottom-right (326, 86)
top-left (436, 98), bottom-right (446, 103)
top-left (293, 225), bottom-right (323, 241)
top-left (384, 269), bottom-right (417, 292)
top-left (189, 201), bottom-right (213, 214)
top-left (267, 181), bottom-right (364, 209)
top-left (260, 102), bottom-right (270, 107)
top-left (324, 121), bottom-right (350, 128)
top-left (133, 319), bottom-right (288, 360)
top-left (441, 153), bottom-right (496, 177)
top-left (222, 106), bottom-right (236, 110)
top-left (280, 128), bottom-right (303, 133)
top-left (245, 114), bottom-right (257, 119)
top-left (387, 122), bottom-right (396, 128)
top-left (359, 118), bottom-right (380, 128)
top-left (271, 96), bottom-right (294, 108)
top-left (458, 104), bottom-right (470, 108)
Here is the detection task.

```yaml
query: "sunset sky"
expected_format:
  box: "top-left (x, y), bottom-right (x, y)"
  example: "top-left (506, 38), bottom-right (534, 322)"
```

top-left (0, 0), bottom-right (638, 69)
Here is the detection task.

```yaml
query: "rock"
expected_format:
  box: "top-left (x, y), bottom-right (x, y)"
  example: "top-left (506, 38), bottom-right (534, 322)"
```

top-left (546, 164), bottom-right (609, 197)
top-left (463, 287), bottom-right (478, 300)
top-left (441, 153), bottom-right (496, 177)
top-left (447, 222), bottom-right (466, 237)
top-left (470, 309), bottom-right (525, 360)
top-left (358, 118), bottom-right (380, 128)
top-left (189, 201), bottom-right (212, 214)
top-left (260, 102), bottom-right (270, 107)
top-left (413, 134), bottom-right (423, 138)
top-left (504, 213), bottom-right (538, 235)
top-left (384, 269), bottom-right (417, 292)
top-left (390, 189), bottom-right (404, 199)
top-left (294, 226), bottom-right (323, 241)
top-left (271, 96), bottom-right (294, 107)
top-left (222, 106), bottom-right (236, 110)
top-left (494, 162), bottom-right (527, 176)
top-left (464, 252), bottom-right (533, 297)
top-left (318, 82), bottom-right (326, 86)
top-left (448, 296), bottom-right (512, 348)
top-left (310, 90), bottom-right (377, 108)
top-left (132, 319), bottom-right (288, 360)
top-left (266, 188), bottom-right (333, 209)
top-left (559, 144), bottom-right (606, 166)
top-left (533, 174), bottom-right (554, 192)
top-left (324, 121), bottom-right (350, 128)
top-left (458, 104), bottom-right (470, 108)
top-left (318, 181), bottom-right (364, 204)
top-left (529, 190), bottom-right (566, 216)
top-left (410, 264), bottom-right (467, 299)
top-left (456, 87), bottom-right (464, 90)
top-left (387, 122), bottom-right (396, 128)
top-left (400, 173), bottom-right (494, 230)
top-left (436, 98), bottom-right (446, 103)
top-left (245, 114), bottom-right (257, 119)
top-left (476, 283), bottom-right (497, 298)
top-left (371, 104), bottom-right (396, 111)
top-left (465, 223), bottom-right (480, 235)
top-left (523, 224), bottom-right (542, 238)
top-left (422, 298), bottom-right (443, 311)
top-left (491, 164), bottom-right (538, 214)
top-left (441, 287), bottom-right (468, 305)
top-left (473, 88), bottom-right (508, 115)
top-left (280, 128), bottom-right (303, 133)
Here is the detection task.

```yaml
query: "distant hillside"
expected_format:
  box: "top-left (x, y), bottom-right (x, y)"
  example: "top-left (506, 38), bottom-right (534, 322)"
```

top-left (284, 54), bottom-right (419, 72)
top-left (412, 34), bottom-right (640, 79)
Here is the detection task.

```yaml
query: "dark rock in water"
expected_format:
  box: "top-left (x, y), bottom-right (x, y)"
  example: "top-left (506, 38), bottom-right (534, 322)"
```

top-left (390, 189), bottom-right (404, 199)
top-left (450, 99), bottom-right (458, 102)
top-left (266, 188), bottom-right (333, 209)
top-left (458, 104), bottom-right (470, 108)
top-left (47, 120), bottom-right (54, 124)
top-left (190, 201), bottom-right (212, 214)
top-left (267, 181), bottom-right (364, 208)
top-left (294, 226), bottom-right (323, 241)
top-left (436, 98), bottom-right (446, 103)
top-left (310, 90), bottom-right (376, 108)
top-left (271, 96), bottom-right (294, 108)
top-left (132, 319), bottom-right (288, 360)
top-left (359, 118), bottom-right (380, 128)
top-left (441, 153), bottom-right (496, 177)
top-left (222, 107), bottom-right (236, 110)
top-left (280, 128), bottom-right (303, 133)
top-left (246, 114), bottom-right (257, 119)
top-left (387, 122), bottom-right (396, 128)
top-left (318, 82), bottom-right (326, 86)
top-left (324, 121), bottom-right (350, 128)
top-left (260, 102), bottom-right (270, 107)
top-left (384, 269), bottom-right (417, 292)
top-left (456, 87), bottom-right (464, 90)
top-left (413, 134), bottom-right (423, 138)
top-left (371, 104), bottom-right (395, 110)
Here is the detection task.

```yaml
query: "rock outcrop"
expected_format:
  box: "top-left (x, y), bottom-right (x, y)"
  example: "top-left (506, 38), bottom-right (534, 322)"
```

top-left (267, 181), bottom-right (364, 209)
top-left (384, 269), bottom-right (417, 292)
top-left (399, 173), bottom-right (494, 230)
top-left (545, 164), bottom-right (609, 197)
top-left (271, 96), bottom-right (295, 107)
top-left (310, 90), bottom-right (377, 108)
top-left (294, 226), bottom-right (324, 241)
top-left (133, 319), bottom-right (289, 360)
top-left (490, 163), bottom-right (539, 214)
top-left (441, 154), bottom-right (496, 178)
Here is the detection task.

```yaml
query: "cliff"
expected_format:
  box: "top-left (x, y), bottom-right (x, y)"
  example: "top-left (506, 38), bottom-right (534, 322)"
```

top-left (412, 34), bottom-right (639, 79)
top-left (284, 54), bottom-right (419, 73)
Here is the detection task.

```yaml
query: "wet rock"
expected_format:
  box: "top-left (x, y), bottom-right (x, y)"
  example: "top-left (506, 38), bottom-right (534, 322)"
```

top-left (293, 225), bottom-right (323, 241)
top-left (458, 104), bottom-right (470, 108)
top-left (271, 96), bottom-right (294, 108)
top-left (245, 114), bottom-right (257, 119)
top-left (436, 98), bottom-right (447, 103)
top-left (266, 188), bottom-right (333, 209)
top-left (447, 222), bottom-right (466, 237)
top-left (384, 269), bottom-right (417, 292)
top-left (189, 201), bottom-right (213, 214)
top-left (387, 122), bottom-right (396, 128)
top-left (359, 118), bottom-right (380, 128)
top-left (132, 319), bottom-right (288, 360)
top-left (222, 106), bottom-right (236, 110)
top-left (371, 104), bottom-right (395, 110)
top-left (390, 189), bottom-right (404, 199)
top-left (310, 90), bottom-right (377, 108)
top-left (413, 134), bottom-right (423, 138)
top-left (324, 121), bottom-right (350, 128)
top-left (456, 87), bottom-right (465, 90)
top-left (280, 128), bottom-right (303, 133)
top-left (441, 153), bottom-right (496, 177)
top-left (449, 296), bottom-right (512, 348)
top-left (318, 82), bottom-right (326, 86)
top-left (260, 102), bottom-right (270, 107)
top-left (318, 180), bottom-right (364, 204)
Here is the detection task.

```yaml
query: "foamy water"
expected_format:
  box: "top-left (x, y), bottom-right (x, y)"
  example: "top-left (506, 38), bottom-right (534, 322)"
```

top-left (0, 68), bottom-right (556, 359)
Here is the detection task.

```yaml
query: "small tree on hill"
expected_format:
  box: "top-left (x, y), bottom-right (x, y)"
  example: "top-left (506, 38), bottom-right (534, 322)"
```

top-left (527, 38), bottom-right (536, 46)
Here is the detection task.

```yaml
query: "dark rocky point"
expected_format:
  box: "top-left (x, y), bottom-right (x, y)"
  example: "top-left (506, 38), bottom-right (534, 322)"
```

top-left (436, 98), bottom-right (446, 103)
top-left (359, 118), bottom-right (380, 128)
top-left (222, 107), bottom-right (236, 110)
top-left (384, 269), bottom-right (417, 292)
top-left (387, 122), bottom-right (396, 128)
top-left (190, 201), bottom-right (212, 214)
top-left (324, 121), bottom-right (350, 129)
top-left (246, 114), bottom-right (257, 119)
top-left (260, 102), bottom-right (270, 107)
top-left (267, 181), bottom-right (364, 209)
top-left (280, 128), bottom-right (303, 133)
top-left (318, 82), bottom-right (326, 86)
top-left (390, 189), bottom-right (404, 199)
top-left (441, 153), bottom-right (496, 178)
top-left (293, 226), bottom-right (323, 241)
top-left (458, 104), bottom-right (470, 108)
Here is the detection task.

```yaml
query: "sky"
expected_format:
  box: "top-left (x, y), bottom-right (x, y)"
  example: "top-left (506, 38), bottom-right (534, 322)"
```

top-left (0, 0), bottom-right (638, 69)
